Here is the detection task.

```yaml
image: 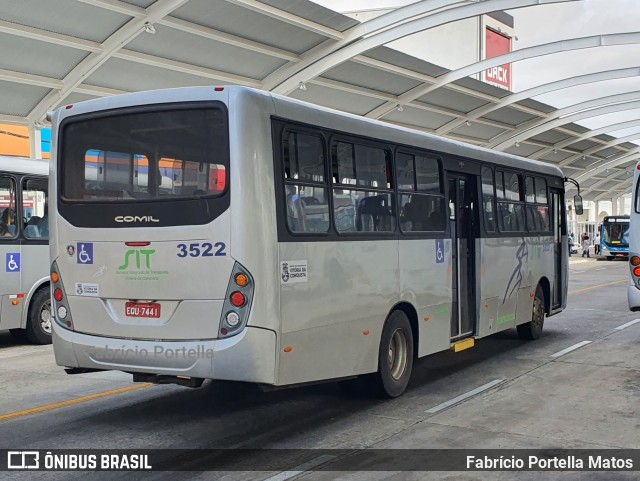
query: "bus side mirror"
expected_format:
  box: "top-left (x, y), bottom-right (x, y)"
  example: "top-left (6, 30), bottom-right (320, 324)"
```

top-left (574, 195), bottom-right (584, 216)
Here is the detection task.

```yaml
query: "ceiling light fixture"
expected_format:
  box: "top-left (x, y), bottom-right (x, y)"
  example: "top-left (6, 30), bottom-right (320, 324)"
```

top-left (552, 148), bottom-right (557, 154)
top-left (143, 22), bottom-right (156, 34)
top-left (397, 105), bottom-right (404, 112)
top-left (465, 120), bottom-right (471, 127)
top-left (298, 82), bottom-right (307, 91)
top-left (515, 142), bottom-right (520, 147)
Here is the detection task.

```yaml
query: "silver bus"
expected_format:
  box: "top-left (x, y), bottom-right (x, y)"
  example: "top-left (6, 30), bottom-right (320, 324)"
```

top-left (0, 156), bottom-right (51, 344)
top-left (49, 87), bottom-right (569, 397)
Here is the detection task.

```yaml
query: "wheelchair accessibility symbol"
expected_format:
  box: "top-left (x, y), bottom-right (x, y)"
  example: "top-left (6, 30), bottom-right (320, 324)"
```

top-left (6, 253), bottom-right (20, 272)
top-left (435, 239), bottom-right (444, 264)
top-left (76, 242), bottom-right (93, 265)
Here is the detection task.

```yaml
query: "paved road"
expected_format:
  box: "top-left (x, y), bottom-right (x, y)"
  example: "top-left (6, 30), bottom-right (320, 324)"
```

top-left (0, 257), bottom-right (637, 480)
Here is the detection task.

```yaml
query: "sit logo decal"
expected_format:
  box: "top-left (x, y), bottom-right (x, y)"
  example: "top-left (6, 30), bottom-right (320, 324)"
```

top-left (119, 249), bottom-right (155, 271)
top-left (116, 248), bottom-right (167, 282)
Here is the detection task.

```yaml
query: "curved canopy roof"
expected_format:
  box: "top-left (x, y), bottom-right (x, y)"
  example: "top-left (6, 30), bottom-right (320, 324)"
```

top-left (0, 0), bottom-right (636, 201)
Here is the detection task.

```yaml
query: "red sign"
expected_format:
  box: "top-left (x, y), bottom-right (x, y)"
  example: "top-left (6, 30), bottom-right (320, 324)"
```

top-left (484, 28), bottom-right (511, 90)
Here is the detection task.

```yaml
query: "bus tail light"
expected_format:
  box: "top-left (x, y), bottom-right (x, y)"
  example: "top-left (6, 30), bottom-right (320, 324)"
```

top-left (50, 261), bottom-right (74, 331)
top-left (634, 267), bottom-right (640, 278)
top-left (631, 256), bottom-right (640, 267)
top-left (219, 263), bottom-right (254, 338)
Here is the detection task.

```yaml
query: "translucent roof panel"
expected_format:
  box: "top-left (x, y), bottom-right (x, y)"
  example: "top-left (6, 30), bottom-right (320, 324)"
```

top-left (126, 24), bottom-right (286, 80)
top-left (171, 0), bottom-right (330, 54)
top-left (0, 0), bottom-right (130, 43)
top-left (0, 31), bottom-right (89, 79)
top-left (0, 81), bottom-right (49, 117)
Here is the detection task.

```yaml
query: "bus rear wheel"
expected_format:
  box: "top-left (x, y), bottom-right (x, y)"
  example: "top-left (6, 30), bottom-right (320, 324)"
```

top-left (517, 285), bottom-right (545, 340)
top-left (370, 310), bottom-right (414, 398)
top-left (25, 287), bottom-right (52, 345)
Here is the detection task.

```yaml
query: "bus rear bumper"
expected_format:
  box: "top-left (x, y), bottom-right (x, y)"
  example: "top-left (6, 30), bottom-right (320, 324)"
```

top-left (52, 323), bottom-right (277, 384)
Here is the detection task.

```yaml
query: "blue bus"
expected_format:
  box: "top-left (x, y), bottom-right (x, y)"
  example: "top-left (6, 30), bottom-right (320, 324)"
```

top-left (600, 215), bottom-right (629, 260)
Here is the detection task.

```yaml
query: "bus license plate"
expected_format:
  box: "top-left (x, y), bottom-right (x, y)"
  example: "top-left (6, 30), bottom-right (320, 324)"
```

top-left (125, 302), bottom-right (160, 318)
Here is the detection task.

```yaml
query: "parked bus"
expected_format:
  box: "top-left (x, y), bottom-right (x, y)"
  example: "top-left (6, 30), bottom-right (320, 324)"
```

top-left (629, 164), bottom-right (640, 311)
top-left (599, 215), bottom-right (629, 260)
top-left (0, 156), bottom-right (51, 344)
top-left (49, 87), bottom-right (571, 397)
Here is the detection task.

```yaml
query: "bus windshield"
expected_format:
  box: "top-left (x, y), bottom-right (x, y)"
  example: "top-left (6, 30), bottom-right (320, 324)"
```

top-left (603, 220), bottom-right (629, 246)
top-left (60, 106), bottom-right (228, 203)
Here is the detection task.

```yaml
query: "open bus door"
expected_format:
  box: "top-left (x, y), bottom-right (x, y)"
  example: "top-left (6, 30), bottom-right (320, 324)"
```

top-left (448, 173), bottom-right (479, 340)
top-left (550, 188), bottom-right (566, 309)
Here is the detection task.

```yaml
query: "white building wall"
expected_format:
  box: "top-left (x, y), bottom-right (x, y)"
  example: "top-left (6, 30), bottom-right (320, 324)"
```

top-left (343, 9), bottom-right (480, 71)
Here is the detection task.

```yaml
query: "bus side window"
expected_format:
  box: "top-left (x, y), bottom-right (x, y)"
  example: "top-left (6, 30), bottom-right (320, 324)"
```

top-left (0, 177), bottom-right (17, 239)
top-left (22, 178), bottom-right (48, 239)
top-left (282, 131), bottom-right (329, 234)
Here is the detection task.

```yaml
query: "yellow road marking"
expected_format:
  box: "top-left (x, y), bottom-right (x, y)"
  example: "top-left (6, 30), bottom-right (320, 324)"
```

top-left (569, 279), bottom-right (626, 295)
top-left (0, 383), bottom-right (152, 421)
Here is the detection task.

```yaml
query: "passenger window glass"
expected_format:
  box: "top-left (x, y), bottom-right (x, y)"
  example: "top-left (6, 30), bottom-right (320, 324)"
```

top-left (504, 172), bottom-right (521, 202)
top-left (335, 142), bottom-right (355, 185)
top-left (284, 132), bottom-right (324, 182)
top-left (355, 144), bottom-right (390, 189)
top-left (333, 142), bottom-right (391, 189)
top-left (83, 150), bottom-right (225, 199)
top-left (333, 189), bottom-right (395, 233)
top-left (498, 202), bottom-right (525, 232)
top-left (525, 177), bottom-right (535, 203)
top-left (22, 178), bottom-right (48, 239)
top-left (399, 194), bottom-right (445, 232)
top-left (535, 177), bottom-right (547, 204)
top-left (0, 177), bottom-right (17, 239)
top-left (495, 171), bottom-right (505, 199)
top-left (396, 152), bottom-right (414, 190)
top-left (158, 158), bottom-right (226, 196)
top-left (415, 155), bottom-right (440, 194)
top-left (481, 167), bottom-right (496, 232)
top-left (285, 185), bottom-right (329, 234)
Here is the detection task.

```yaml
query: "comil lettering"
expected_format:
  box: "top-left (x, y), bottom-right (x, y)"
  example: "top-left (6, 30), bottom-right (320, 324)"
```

top-left (115, 215), bottom-right (160, 223)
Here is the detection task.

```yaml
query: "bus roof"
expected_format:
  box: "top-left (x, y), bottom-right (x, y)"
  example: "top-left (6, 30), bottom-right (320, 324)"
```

top-left (51, 85), bottom-right (564, 179)
top-left (0, 156), bottom-right (48, 176)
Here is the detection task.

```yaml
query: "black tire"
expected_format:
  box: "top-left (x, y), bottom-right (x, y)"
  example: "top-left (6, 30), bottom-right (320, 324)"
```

top-left (367, 310), bottom-right (414, 398)
top-left (607, 256), bottom-right (613, 261)
top-left (517, 285), bottom-right (545, 340)
top-left (25, 287), bottom-right (52, 345)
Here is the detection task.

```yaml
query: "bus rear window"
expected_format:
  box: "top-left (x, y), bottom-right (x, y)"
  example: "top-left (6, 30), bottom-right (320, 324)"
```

top-left (61, 106), bottom-right (228, 202)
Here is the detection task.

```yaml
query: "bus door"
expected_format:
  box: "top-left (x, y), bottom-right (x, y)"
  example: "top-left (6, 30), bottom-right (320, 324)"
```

top-left (550, 189), bottom-right (565, 308)
top-left (447, 173), bottom-right (479, 340)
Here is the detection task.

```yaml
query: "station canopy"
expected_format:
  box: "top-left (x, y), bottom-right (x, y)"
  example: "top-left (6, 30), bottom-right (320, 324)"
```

top-left (0, 0), bottom-right (635, 201)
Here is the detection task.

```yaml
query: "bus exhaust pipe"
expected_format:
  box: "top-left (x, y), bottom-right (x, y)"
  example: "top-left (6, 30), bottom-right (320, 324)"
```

top-left (132, 373), bottom-right (204, 388)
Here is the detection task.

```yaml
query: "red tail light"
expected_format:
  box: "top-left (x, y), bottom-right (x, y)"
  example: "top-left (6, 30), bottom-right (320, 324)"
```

top-left (54, 288), bottom-right (63, 302)
top-left (230, 291), bottom-right (246, 307)
top-left (633, 267), bottom-right (640, 277)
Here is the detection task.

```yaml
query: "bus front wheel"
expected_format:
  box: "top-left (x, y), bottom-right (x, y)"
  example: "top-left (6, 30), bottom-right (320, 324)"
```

top-left (371, 310), bottom-right (414, 398)
top-left (517, 285), bottom-right (545, 340)
top-left (25, 287), bottom-right (52, 345)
